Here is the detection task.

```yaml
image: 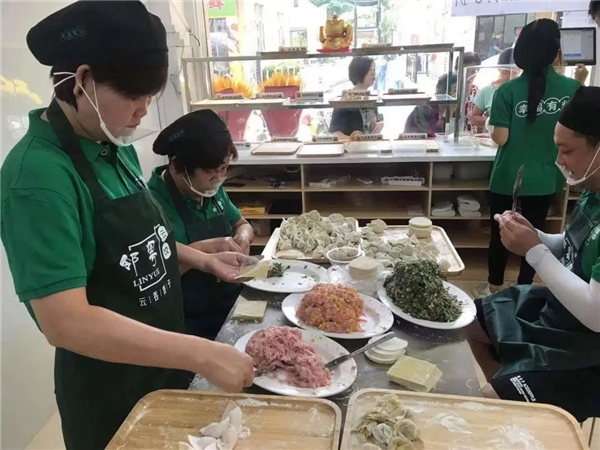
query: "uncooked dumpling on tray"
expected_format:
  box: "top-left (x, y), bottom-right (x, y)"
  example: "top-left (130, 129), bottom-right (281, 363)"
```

top-left (277, 211), bottom-right (359, 258)
top-left (180, 400), bottom-right (248, 450)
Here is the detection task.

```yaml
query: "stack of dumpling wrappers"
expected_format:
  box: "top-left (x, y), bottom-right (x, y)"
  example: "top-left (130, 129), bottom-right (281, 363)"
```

top-left (353, 394), bottom-right (422, 450)
top-left (277, 211), bottom-right (360, 259)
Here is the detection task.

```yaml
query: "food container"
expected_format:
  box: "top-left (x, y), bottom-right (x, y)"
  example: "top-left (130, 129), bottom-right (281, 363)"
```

top-left (326, 247), bottom-right (364, 265)
top-left (327, 264), bottom-right (380, 297)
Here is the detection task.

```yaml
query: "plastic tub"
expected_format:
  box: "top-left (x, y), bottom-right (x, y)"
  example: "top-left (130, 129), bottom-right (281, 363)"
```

top-left (326, 247), bottom-right (364, 266)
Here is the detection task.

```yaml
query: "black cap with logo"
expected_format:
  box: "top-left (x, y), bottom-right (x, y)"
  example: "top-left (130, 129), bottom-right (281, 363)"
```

top-left (26, 0), bottom-right (167, 67)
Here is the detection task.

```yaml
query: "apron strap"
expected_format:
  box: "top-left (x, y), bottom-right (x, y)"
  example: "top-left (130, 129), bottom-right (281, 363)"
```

top-left (164, 169), bottom-right (198, 242)
top-left (46, 100), bottom-right (109, 204)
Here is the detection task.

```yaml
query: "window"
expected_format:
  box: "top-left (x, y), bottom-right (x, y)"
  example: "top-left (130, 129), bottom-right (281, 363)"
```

top-left (290, 29), bottom-right (308, 47)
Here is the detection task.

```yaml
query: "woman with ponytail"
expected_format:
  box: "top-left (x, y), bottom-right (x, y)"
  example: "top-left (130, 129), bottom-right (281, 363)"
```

top-left (474, 19), bottom-right (581, 298)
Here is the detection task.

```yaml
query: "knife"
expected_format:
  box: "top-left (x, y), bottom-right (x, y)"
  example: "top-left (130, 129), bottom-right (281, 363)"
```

top-left (324, 332), bottom-right (396, 370)
top-left (512, 165), bottom-right (524, 213)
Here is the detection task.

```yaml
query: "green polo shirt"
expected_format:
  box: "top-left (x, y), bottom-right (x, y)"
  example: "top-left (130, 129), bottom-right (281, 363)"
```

top-left (1, 108), bottom-right (144, 323)
top-left (488, 70), bottom-right (580, 196)
top-left (147, 166), bottom-right (242, 245)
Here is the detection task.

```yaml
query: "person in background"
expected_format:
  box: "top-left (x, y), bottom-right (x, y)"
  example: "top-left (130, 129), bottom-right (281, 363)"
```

top-left (470, 48), bottom-right (516, 130)
top-left (0, 2), bottom-right (254, 449)
top-left (329, 56), bottom-right (383, 140)
top-left (466, 86), bottom-right (600, 423)
top-left (488, 31), bottom-right (505, 57)
top-left (474, 19), bottom-right (582, 298)
top-left (149, 110), bottom-right (254, 340)
top-left (552, 48), bottom-right (589, 85)
top-left (404, 73), bottom-right (457, 137)
top-left (457, 52), bottom-right (482, 133)
top-left (590, 1), bottom-right (600, 28)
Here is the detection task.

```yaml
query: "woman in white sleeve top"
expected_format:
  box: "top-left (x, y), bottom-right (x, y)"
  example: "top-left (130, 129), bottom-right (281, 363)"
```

top-left (466, 86), bottom-right (600, 423)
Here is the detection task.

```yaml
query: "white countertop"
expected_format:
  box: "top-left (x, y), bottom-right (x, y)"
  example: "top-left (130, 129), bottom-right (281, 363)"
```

top-left (233, 144), bottom-right (497, 166)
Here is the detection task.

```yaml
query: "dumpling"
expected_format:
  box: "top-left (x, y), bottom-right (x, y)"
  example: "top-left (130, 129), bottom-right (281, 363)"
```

top-left (349, 231), bottom-right (361, 244)
top-left (378, 242), bottom-right (392, 253)
top-left (307, 210), bottom-right (321, 221)
top-left (361, 444), bottom-right (382, 450)
top-left (369, 223), bottom-right (386, 234)
top-left (389, 248), bottom-right (402, 259)
top-left (371, 219), bottom-right (387, 229)
top-left (388, 435), bottom-right (415, 450)
top-left (424, 244), bottom-right (440, 256)
top-left (200, 416), bottom-right (230, 438)
top-left (375, 252), bottom-right (387, 260)
top-left (329, 213), bottom-right (344, 224)
top-left (402, 245), bottom-right (414, 256)
top-left (305, 237), bottom-right (317, 253)
top-left (312, 246), bottom-right (326, 259)
top-left (216, 424), bottom-right (238, 450)
top-left (344, 218), bottom-right (358, 231)
top-left (409, 234), bottom-right (420, 245)
top-left (393, 419), bottom-right (419, 441)
top-left (439, 259), bottom-right (451, 271)
top-left (279, 239), bottom-right (293, 251)
top-left (188, 436), bottom-right (217, 450)
top-left (221, 401), bottom-right (242, 430)
top-left (372, 423), bottom-right (394, 446)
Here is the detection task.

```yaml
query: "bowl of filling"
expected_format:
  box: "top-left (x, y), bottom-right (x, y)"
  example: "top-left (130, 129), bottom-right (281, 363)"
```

top-left (326, 247), bottom-right (363, 266)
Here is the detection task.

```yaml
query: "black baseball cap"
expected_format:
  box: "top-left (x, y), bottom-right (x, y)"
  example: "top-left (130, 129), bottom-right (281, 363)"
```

top-left (27, 0), bottom-right (167, 68)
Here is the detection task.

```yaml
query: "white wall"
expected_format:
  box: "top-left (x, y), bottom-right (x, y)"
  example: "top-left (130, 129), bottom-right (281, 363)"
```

top-left (0, 2), bottom-right (181, 448)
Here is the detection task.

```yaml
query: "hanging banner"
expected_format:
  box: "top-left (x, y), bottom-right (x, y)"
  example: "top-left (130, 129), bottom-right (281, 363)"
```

top-left (451, 0), bottom-right (590, 17)
top-left (207, 0), bottom-right (238, 19)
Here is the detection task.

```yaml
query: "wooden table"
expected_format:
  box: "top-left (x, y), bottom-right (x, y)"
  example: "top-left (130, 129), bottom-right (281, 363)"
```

top-left (190, 286), bottom-right (482, 422)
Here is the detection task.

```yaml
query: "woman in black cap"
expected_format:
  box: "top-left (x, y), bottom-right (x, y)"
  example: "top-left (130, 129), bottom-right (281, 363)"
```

top-left (148, 110), bottom-right (254, 340)
top-left (0, 2), bottom-right (253, 448)
top-left (466, 86), bottom-right (600, 422)
top-left (474, 19), bottom-right (582, 298)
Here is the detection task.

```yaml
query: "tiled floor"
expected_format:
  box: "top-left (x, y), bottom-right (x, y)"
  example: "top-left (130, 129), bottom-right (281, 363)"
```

top-left (25, 273), bottom-right (600, 449)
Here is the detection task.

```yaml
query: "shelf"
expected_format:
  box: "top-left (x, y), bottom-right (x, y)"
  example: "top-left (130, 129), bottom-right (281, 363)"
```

top-left (445, 229), bottom-right (489, 249)
top-left (250, 235), bottom-right (270, 246)
top-left (306, 201), bottom-right (424, 220)
top-left (226, 180), bottom-right (302, 192)
top-left (431, 179), bottom-right (489, 191)
top-left (241, 214), bottom-right (296, 219)
top-left (568, 195), bottom-right (581, 201)
top-left (304, 179), bottom-right (428, 192)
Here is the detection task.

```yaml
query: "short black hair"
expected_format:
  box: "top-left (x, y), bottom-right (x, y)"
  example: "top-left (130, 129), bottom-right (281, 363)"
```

top-left (589, 1), bottom-right (600, 19)
top-left (498, 47), bottom-right (514, 65)
top-left (51, 64), bottom-right (168, 110)
top-left (575, 132), bottom-right (600, 148)
top-left (168, 137), bottom-right (238, 174)
top-left (455, 52), bottom-right (481, 70)
top-left (435, 73), bottom-right (458, 95)
top-left (348, 56), bottom-right (375, 85)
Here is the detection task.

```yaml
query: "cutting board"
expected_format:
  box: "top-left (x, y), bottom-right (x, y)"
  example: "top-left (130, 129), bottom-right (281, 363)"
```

top-left (341, 389), bottom-right (588, 450)
top-left (107, 390), bottom-right (341, 450)
top-left (251, 142), bottom-right (302, 155)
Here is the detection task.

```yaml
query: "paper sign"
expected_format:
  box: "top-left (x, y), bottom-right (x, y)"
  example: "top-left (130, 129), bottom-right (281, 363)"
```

top-left (451, 0), bottom-right (590, 17)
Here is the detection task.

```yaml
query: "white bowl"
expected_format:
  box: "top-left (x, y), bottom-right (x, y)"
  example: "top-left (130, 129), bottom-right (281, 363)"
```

top-left (326, 247), bottom-right (364, 266)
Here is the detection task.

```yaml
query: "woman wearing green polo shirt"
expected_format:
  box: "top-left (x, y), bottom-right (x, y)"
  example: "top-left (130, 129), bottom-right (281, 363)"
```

top-left (148, 110), bottom-right (255, 339)
top-left (0, 3), bottom-right (253, 449)
top-left (470, 48), bottom-right (516, 129)
top-left (475, 19), bottom-right (582, 298)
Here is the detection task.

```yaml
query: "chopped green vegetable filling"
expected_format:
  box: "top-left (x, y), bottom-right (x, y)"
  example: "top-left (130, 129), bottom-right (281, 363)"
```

top-left (268, 262), bottom-right (290, 278)
top-left (384, 259), bottom-right (461, 322)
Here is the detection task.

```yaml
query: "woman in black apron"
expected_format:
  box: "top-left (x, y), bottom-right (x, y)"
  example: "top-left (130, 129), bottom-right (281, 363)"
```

top-left (1, 3), bottom-right (253, 449)
top-left (466, 86), bottom-right (600, 422)
top-left (149, 110), bottom-right (255, 339)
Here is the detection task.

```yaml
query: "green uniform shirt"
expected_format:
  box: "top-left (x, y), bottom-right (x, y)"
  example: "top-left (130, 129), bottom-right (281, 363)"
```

top-left (0, 109), bottom-right (144, 322)
top-left (577, 191), bottom-right (600, 283)
top-left (147, 166), bottom-right (242, 245)
top-left (473, 84), bottom-right (497, 115)
top-left (489, 70), bottom-right (580, 196)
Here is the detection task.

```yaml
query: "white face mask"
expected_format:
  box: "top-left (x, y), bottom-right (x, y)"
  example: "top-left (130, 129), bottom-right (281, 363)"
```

top-left (182, 169), bottom-right (226, 198)
top-left (555, 143), bottom-right (600, 186)
top-left (52, 72), bottom-right (155, 147)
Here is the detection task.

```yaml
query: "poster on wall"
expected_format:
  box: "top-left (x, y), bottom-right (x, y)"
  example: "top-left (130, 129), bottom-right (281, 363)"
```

top-left (451, 0), bottom-right (590, 17)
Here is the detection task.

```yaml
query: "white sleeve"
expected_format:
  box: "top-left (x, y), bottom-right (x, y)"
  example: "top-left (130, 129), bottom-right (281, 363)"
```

top-left (526, 244), bottom-right (600, 332)
top-left (536, 230), bottom-right (565, 259)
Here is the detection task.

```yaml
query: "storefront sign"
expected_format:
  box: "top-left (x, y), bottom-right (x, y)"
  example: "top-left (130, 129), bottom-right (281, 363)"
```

top-left (451, 0), bottom-right (590, 17)
top-left (207, 0), bottom-right (237, 19)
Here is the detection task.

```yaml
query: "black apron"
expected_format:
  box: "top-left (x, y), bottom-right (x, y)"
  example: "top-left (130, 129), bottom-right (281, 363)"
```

top-left (47, 101), bottom-right (189, 450)
top-left (164, 170), bottom-right (242, 340)
top-left (483, 194), bottom-right (600, 376)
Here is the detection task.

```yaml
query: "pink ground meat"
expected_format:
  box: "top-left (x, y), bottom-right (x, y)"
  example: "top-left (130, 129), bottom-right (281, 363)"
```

top-left (246, 326), bottom-right (332, 388)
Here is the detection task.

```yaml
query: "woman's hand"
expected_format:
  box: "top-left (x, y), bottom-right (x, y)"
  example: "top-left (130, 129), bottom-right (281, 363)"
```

top-left (190, 237), bottom-right (243, 254)
top-left (197, 341), bottom-right (254, 392)
top-left (574, 64), bottom-right (589, 85)
top-left (233, 234), bottom-right (251, 255)
top-left (205, 252), bottom-right (247, 282)
top-left (349, 130), bottom-right (364, 140)
top-left (372, 121), bottom-right (384, 134)
top-left (494, 211), bottom-right (534, 231)
top-left (500, 216), bottom-right (542, 256)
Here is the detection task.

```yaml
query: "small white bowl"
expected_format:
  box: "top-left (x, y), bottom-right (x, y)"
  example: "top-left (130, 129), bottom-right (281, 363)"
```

top-left (326, 247), bottom-right (364, 266)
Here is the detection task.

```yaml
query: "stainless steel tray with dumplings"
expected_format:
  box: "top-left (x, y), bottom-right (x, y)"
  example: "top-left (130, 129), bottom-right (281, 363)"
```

top-left (272, 211), bottom-right (361, 263)
top-left (341, 389), bottom-right (588, 450)
top-left (360, 225), bottom-right (464, 277)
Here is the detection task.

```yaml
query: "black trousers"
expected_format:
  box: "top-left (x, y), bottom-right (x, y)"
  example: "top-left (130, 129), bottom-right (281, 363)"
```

top-left (488, 192), bottom-right (554, 286)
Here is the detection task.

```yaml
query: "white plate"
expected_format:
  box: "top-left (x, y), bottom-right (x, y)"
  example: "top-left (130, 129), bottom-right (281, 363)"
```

top-left (235, 329), bottom-right (357, 398)
top-left (281, 291), bottom-right (394, 339)
top-left (243, 260), bottom-right (329, 293)
top-left (376, 274), bottom-right (476, 330)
